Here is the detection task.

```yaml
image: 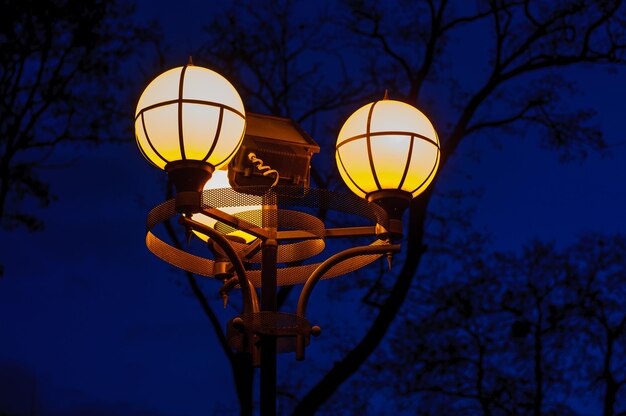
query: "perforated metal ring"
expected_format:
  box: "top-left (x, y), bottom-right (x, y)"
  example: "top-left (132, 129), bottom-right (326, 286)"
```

top-left (145, 186), bottom-right (392, 287)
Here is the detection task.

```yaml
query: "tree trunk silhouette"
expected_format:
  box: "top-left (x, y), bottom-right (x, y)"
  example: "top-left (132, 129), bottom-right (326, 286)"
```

top-left (292, 199), bottom-right (428, 415)
top-left (164, 219), bottom-right (254, 415)
top-left (533, 306), bottom-right (544, 416)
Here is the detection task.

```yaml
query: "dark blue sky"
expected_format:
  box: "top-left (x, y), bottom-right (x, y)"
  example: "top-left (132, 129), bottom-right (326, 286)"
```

top-left (1, 1), bottom-right (626, 415)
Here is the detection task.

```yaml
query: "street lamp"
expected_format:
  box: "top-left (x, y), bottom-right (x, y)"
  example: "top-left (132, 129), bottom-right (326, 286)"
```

top-left (135, 63), bottom-right (246, 196)
top-left (336, 96), bottom-right (440, 238)
top-left (136, 61), bottom-right (440, 415)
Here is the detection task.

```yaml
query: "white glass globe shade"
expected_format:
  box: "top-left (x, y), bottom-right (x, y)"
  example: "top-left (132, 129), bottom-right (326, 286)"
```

top-left (336, 99), bottom-right (440, 199)
top-left (192, 169), bottom-right (261, 244)
top-left (135, 65), bottom-right (246, 170)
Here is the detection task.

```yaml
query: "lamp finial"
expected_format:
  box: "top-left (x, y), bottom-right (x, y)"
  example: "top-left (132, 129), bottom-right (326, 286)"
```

top-left (188, 55), bottom-right (194, 66)
top-left (383, 89), bottom-right (389, 100)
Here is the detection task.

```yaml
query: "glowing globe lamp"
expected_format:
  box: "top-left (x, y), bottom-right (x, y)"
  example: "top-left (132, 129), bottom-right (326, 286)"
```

top-left (135, 63), bottom-right (246, 193)
top-left (336, 98), bottom-right (440, 236)
top-left (192, 169), bottom-right (261, 244)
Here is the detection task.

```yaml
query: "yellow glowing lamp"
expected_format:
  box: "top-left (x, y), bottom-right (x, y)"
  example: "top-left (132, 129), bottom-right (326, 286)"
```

top-left (192, 169), bottom-right (261, 244)
top-left (336, 98), bottom-right (440, 200)
top-left (134, 62), bottom-right (246, 194)
top-left (336, 97), bottom-right (440, 238)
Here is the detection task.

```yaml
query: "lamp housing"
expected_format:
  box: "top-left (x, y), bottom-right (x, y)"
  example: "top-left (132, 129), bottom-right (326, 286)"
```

top-left (228, 113), bottom-right (319, 194)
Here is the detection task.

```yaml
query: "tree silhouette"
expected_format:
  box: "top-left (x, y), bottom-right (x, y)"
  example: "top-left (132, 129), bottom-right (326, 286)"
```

top-left (293, 1), bottom-right (624, 414)
top-left (567, 234), bottom-right (626, 416)
top-left (0, 0), bottom-right (149, 232)
top-left (167, 0), bottom-right (626, 414)
top-left (364, 233), bottom-right (626, 415)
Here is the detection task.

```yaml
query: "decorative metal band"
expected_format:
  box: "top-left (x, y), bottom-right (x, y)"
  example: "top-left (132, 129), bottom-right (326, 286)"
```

top-left (213, 121), bottom-right (246, 168)
top-left (202, 106), bottom-right (224, 162)
top-left (336, 129), bottom-right (439, 193)
top-left (215, 209), bottom-right (327, 263)
top-left (141, 112), bottom-right (169, 164)
top-left (145, 187), bottom-right (391, 287)
top-left (336, 130), bottom-right (440, 149)
top-left (397, 134), bottom-right (415, 190)
top-left (146, 208), bottom-right (386, 286)
top-left (136, 139), bottom-right (150, 162)
top-left (135, 99), bottom-right (245, 121)
top-left (135, 126), bottom-right (153, 165)
top-left (366, 102), bottom-right (382, 190)
top-left (147, 231), bottom-right (214, 277)
top-left (336, 149), bottom-right (368, 195)
top-left (178, 65), bottom-right (189, 159)
top-left (409, 145), bottom-right (440, 195)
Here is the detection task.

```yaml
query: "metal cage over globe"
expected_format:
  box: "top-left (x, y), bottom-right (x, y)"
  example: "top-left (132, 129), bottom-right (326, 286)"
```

top-left (335, 98), bottom-right (440, 200)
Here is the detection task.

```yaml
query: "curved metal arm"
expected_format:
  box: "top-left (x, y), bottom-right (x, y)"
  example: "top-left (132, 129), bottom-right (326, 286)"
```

top-left (179, 216), bottom-right (259, 314)
top-left (297, 244), bottom-right (401, 318)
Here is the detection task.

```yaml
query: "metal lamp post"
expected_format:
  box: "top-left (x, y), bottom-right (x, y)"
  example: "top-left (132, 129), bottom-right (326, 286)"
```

top-left (135, 61), bottom-right (440, 415)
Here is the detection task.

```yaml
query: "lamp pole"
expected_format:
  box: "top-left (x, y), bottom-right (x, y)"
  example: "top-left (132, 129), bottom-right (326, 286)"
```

top-left (260, 196), bottom-right (278, 415)
top-left (260, 238), bottom-right (278, 414)
top-left (134, 62), bottom-right (440, 415)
